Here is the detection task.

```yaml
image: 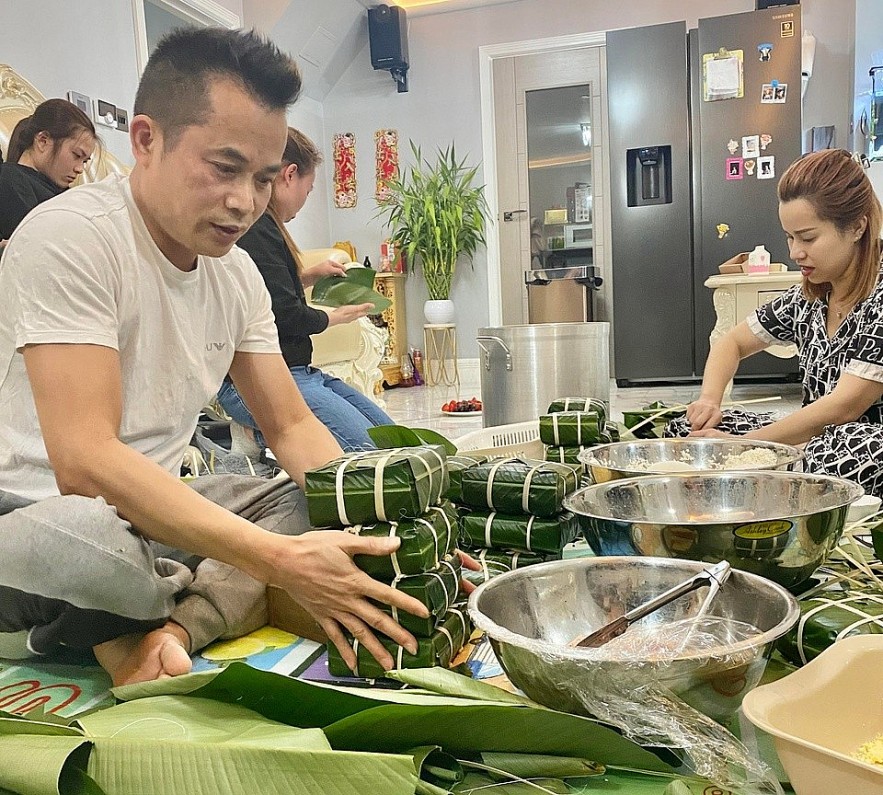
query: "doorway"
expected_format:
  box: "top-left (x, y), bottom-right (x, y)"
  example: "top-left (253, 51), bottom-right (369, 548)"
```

top-left (483, 38), bottom-right (609, 328)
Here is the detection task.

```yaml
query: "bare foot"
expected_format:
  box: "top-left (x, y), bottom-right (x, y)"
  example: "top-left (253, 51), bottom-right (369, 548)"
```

top-left (94, 622), bottom-right (192, 687)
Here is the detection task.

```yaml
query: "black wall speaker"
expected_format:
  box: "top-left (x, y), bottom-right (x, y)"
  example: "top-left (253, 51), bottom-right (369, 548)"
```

top-left (368, 4), bottom-right (409, 71)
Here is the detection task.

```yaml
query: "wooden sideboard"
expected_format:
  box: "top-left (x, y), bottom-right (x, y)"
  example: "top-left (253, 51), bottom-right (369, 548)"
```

top-left (373, 272), bottom-right (408, 387)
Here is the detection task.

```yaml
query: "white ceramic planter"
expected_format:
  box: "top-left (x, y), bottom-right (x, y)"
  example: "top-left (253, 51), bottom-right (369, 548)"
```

top-left (423, 299), bottom-right (455, 324)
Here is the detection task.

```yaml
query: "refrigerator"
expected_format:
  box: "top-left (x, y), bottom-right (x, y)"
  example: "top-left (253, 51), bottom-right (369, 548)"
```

top-left (607, 6), bottom-right (802, 384)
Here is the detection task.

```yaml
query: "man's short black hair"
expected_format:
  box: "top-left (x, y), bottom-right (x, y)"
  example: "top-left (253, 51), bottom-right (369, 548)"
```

top-left (134, 27), bottom-right (302, 148)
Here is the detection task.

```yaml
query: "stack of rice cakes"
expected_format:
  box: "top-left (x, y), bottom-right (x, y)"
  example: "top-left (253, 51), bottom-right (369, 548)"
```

top-left (455, 453), bottom-right (582, 576)
top-left (304, 445), bottom-right (471, 679)
top-left (540, 397), bottom-right (618, 472)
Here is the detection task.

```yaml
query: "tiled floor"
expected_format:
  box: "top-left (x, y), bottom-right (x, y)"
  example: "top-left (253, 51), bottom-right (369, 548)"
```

top-left (380, 362), bottom-right (804, 444)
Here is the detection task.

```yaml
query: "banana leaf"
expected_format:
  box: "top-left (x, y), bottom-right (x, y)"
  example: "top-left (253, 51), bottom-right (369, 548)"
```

top-left (459, 511), bottom-right (578, 555)
top-left (546, 398), bottom-right (608, 424)
top-left (445, 454), bottom-right (489, 502)
top-left (454, 773), bottom-right (571, 793)
top-left (311, 268), bottom-right (392, 313)
top-left (328, 609), bottom-right (471, 678)
top-left (305, 445), bottom-right (448, 527)
top-left (368, 425), bottom-right (459, 457)
top-left (411, 745), bottom-right (464, 792)
top-left (622, 402), bottom-right (686, 440)
top-left (0, 697), bottom-right (417, 795)
top-left (459, 458), bottom-right (580, 517)
top-left (474, 752), bottom-right (605, 780)
top-left (114, 664), bottom-right (676, 774)
top-left (351, 502), bottom-right (458, 580)
top-left (538, 412), bottom-right (604, 446)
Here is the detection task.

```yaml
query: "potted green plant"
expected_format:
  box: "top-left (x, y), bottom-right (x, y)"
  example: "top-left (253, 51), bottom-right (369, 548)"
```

top-left (379, 142), bottom-right (489, 324)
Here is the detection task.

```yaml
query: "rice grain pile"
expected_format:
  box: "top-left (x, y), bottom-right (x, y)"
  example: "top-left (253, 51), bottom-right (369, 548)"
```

top-left (631, 447), bottom-right (779, 473)
top-left (853, 733), bottom-right (883, 765)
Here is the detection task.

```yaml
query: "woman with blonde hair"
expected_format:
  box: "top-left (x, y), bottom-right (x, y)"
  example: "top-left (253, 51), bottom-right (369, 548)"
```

top-left (218, 127), bottom-right (393, 451)
top-left (669, 148), bottom-right (883, 496)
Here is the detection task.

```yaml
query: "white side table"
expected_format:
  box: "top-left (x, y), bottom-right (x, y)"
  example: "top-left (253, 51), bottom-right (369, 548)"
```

top-left (423, 324), bottom-right (459, 387)
top-left (704, 268), bottom-right (801, 397)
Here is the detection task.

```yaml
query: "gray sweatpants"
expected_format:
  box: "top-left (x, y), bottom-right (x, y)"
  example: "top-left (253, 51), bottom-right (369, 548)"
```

top-left (0, 475), bottom-right (310, 659)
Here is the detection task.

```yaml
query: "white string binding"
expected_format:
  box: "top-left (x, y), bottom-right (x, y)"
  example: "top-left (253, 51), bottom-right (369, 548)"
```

top-left (485, 457), bottom-right (515, 509)
top-left (525, 515), bottom-right (535, 552)
top-left (484, 512), bottom-right (496, 548)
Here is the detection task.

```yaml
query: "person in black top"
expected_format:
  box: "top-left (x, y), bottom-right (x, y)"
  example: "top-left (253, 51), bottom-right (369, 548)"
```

top-left (218, 127), bottom-right (393, 451)
top-left (0, 98), bottom-right (97, 241)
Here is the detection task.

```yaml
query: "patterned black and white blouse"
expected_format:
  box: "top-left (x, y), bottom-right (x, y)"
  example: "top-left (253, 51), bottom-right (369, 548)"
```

top-left (747, 272), bottom-right (883, 425)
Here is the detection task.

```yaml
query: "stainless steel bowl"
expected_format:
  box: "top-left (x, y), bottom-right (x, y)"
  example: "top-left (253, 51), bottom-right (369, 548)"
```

top-left (467, 556), bottom-right (799, 723)
top-left (580, 437), bottom-right (804, 484)
top-left (564, 471), bottom-right (863, 588)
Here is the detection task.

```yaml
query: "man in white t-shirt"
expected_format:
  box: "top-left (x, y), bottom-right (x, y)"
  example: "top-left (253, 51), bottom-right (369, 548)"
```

top-left (0, 27), bottom-right (428, 685)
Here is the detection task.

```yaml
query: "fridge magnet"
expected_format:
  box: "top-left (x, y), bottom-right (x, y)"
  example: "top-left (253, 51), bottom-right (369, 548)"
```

top-left (702, 48), bottom-right (744, 102)
top-left (742, 135), bottom-right (760, 159)
top-left (744, 159), bottom-right (756, 176)
top-left (760, 133), bottom-right (773, 150)
top-left (332, 132), bottom-right (357, 209)
top-left (726, 158), bottom-right (744, 180)
top-left (727, 138), bottom-right (739, 154)
top-left (757, 156), bottom-right (775, 180)
top-left (757, 43), bottom-right (773, 62)
top-left (374, 128), bottom-right (399, 202)
top-left (780, 20), bottom-right (794, 38)
top-left (716, 223), bottom-right (730, 240)
top-left (761, 81), bottom-right (787, 104)
top-left (761, 84), bottom-right (774, 103)
top-left (773, 83), bottom-right (787, 102)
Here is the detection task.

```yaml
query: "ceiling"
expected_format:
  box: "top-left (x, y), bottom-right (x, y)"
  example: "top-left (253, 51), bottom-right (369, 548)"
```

top-left (242, 0), bottom-right (526, 101)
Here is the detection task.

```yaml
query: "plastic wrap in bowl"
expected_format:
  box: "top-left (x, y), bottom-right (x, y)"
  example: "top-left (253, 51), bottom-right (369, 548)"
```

top-left (468, 556), bottom-right (799, 725)
top-left (564, 470), bottom-right (863, 588)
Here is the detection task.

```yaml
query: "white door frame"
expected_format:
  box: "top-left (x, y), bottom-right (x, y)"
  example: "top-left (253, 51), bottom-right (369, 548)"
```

top-left (131, 0), bottom-right (241, 74)
top-left (479, 31), bottom-right (607, 326)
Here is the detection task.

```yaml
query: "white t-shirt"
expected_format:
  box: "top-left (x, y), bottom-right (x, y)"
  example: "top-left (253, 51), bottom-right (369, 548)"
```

top-left (0, 174), bottom-right (280, 501)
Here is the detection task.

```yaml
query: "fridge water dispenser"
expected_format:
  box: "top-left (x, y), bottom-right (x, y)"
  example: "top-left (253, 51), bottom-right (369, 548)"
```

top-left (626, 145), bottom-right (673, 206)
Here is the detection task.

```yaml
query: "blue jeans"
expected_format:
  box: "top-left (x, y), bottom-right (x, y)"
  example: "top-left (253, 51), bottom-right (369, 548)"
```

top-left (218, 366), bottom-right (393, 452)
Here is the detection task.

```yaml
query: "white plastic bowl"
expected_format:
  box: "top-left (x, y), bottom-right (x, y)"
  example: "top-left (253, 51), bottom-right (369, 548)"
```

top-left (742, 634), bottom-right (883, 795)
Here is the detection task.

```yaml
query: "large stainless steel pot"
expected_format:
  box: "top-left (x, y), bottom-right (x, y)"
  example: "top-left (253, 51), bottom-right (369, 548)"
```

top-left (476, 322), bottom-right (610, 428)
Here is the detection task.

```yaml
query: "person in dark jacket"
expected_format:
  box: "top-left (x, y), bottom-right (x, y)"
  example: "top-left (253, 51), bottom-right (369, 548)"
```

top-left (0, 98), bottom-right (97, 240)
top-left (218, 127), bottom-right (393, 451)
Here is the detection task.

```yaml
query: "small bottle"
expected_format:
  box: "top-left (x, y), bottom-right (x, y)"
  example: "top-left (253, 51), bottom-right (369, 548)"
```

top-left (747, 245), bottom-right (770, 274)
top-left (363, 255), bottom-right (373, 270)
top-left (411, 348), bottom-right (424, 380)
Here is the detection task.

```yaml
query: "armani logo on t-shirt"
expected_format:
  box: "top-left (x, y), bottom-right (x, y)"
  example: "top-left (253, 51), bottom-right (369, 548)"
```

top-left (205, 342), bottom-right (226, 351)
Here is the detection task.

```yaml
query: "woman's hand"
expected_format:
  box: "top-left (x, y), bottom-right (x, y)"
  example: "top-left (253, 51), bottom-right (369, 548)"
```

top-left (457, 549), bottom-right (481, 596)
top-left (302, 259), bottom-right (348, 287)
top-left (326, 303), bottom-right (375, 327)
top-left (688, 428), bottom-right (737, 439)
top-left (685, 397), bottom-right (723, 431)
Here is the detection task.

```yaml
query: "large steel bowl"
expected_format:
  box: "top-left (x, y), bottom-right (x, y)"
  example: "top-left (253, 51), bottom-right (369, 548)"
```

top-left (468, 557), bottom-right (799, 724)
top-left (580, 437), bottom-right (804, 483)
top-left (564, 471), bottom-right (863, 588)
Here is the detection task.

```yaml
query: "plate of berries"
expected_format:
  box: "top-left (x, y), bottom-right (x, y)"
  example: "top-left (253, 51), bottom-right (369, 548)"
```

top-left (441, 398), bottom-right (482, 415)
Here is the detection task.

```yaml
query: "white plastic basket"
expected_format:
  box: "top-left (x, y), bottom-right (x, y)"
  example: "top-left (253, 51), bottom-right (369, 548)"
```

top-left (454, 420), bottom-right (543, 459)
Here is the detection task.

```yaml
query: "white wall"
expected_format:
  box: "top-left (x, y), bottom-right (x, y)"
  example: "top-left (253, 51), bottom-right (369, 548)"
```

top-left (285, 96), bottom-right (332, 250)
top-left (320, 0), bottom-right (856, 358)
top-left (0, 0), bottom-right (141, 166)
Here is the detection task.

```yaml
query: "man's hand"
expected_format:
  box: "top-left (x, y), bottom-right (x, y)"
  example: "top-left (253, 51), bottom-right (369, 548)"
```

top-left (302, 259), bottom-right (348, 287)
top-left (685, 397), bottom-right (723, 432)
top-left (327, 303), bottom-right (374, 327)
top-left (457, 549), bottom-right (481, 595)
top-left (269, 531), bottom-right (429, 673)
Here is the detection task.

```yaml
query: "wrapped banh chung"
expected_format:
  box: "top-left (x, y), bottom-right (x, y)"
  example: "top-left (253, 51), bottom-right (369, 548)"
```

top-left (305, 445), bottom-right (448, 527)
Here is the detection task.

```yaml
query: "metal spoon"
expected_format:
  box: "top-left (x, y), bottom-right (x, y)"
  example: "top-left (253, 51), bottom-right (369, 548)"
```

top-left (569, 560), bottom-right (732, 649)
